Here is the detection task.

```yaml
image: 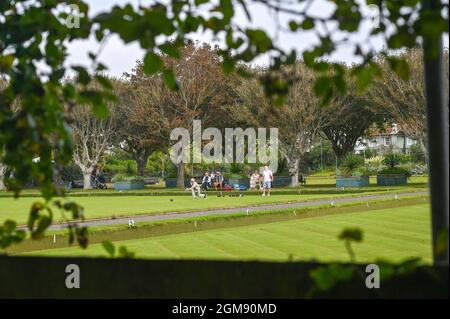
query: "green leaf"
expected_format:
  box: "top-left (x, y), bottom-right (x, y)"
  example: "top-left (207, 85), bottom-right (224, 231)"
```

top-left (72, 66), bottom-right (91, 85)
top-left (309, 264), bottom-right (356, 291)
top-left (102, 241), bottom-right (116, 257)
top-left (301, 18), bottom-right (315, 30)
top-left (95, 75), bottom-right (113, 90)
top-left (162, 69), bottom-right (179, 90)
top-left (387, 57), bottom-right (410, 80)
top-left (288, 21), bottom-right (298, 31)
top-left (3, 220), bottom-right (17, 233)
top-left (92, 103), bottom-right (109, 119)
top-left (159, 43), bottom-right (180, 58)
top-left (143, 52), bottom-right (163, 74)
top-left (434, 228), bottom-right (449, 258)
top-left (0, 55), bottom-right (14, 72)
top-left (313, 76), bottom-right (332, 96)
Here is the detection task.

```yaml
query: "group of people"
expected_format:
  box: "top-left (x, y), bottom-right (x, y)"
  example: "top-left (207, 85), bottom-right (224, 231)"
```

top-left (186, 166), bottom-right (274, 198)
top-left (201, 171), bottom-right (224, 191)
top-left (186, 171), bottom-right (224, 198)
top-left (250, 166), bottom-right (273, 196)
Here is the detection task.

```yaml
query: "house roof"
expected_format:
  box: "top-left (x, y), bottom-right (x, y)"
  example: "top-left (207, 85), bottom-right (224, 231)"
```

top-left (367, 123), bottom-right (414, 137)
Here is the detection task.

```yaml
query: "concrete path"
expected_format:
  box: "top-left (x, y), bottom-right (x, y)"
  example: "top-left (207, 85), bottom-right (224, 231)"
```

top-left (40, 190), bottom-right (428, 231)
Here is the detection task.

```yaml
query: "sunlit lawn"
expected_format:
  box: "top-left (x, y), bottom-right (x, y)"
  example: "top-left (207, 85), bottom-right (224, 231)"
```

top-left (0, 192), bottom-right (390, 225)
top-left (0, 176), bottom-right (428, 225)
top-left (32, 204), bottom-right (432, 264)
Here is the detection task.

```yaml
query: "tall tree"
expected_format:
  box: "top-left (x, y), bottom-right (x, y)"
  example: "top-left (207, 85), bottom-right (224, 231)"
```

top-left (166, 42), bottom-right (232, 186)
top-left (71, 95), bottom-right (117, 189)
top-left (368, 48), bottom-right (449, 163)
top-left (235, 63), bottom-right (330, 186)
top-left (115, 42), bottom-right (233, 185)
top-left (322, 75), bottom-right (383, 161)
top-left (115, 67), bottom-right (168, 176)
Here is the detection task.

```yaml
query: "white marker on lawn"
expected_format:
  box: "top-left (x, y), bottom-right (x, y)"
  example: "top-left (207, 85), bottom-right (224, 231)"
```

top-left (53, 234), bottom-right (56, 243)
top-left (330, 201), bottom-right (335, 206)
top-left (246, 209), bottom-right (249, 215)
top-left (194, 220), bottom-right (197, 228)
top-left (394, 194), bottom-right (398, 199)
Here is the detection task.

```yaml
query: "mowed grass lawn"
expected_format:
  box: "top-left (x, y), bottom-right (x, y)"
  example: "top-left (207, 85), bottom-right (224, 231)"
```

top-left (0, 191), bottom-right (404, 225)
top-left (33, 204), bottom-right (432, 264)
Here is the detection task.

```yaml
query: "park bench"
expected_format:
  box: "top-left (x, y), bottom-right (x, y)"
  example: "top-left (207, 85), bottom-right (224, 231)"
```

top-left (144, 177), bottom-right (159, 185)
top-left (72, 179), bottom-right (84, 188)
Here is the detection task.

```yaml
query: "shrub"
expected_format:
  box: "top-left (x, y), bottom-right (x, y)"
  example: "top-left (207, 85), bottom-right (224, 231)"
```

top-left (364, 156), bottom-right (384, 175)
top-left (339, 153), bottom-right (364, 175)
top-left (382, 152), bottom-right (401, 168)
top-left (59, 163), bottom-right (82, 182)
top-left (111, 174), bottom-right (145, 183)
top-left (378, 167), bottom-right (411, 177)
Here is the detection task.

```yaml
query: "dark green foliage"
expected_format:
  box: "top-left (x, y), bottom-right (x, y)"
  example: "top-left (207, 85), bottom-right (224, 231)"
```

top-left (301, 140), bottom-right (336, 173)
top-left (111, 174), bottom-right (145, 183)
top-left (0, 220), bottom-right (26, 249)
top-left (383, 152), bottom-right (401, 168)
top-left (378, 167), bottom-right (411, 177)
top-left (0, 0), bottom-right (446, 251)
top-left (340, 153), bottom-right (364, 173)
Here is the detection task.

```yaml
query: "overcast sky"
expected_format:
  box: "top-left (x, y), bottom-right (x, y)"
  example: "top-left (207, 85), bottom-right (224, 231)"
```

top-left (65, 0), bottom-right (449, 77)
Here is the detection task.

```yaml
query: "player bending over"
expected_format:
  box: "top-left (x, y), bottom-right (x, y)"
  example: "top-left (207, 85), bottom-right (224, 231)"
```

top-left (186, 178), bottom-right (205, 199)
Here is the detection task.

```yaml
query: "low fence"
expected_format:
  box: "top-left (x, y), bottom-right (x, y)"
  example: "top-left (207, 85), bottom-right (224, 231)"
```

top-left (0, 256), bottom-right (447, 298)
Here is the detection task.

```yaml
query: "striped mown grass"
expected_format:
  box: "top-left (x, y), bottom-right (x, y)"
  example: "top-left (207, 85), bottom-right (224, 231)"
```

top-left (30, 204), bottom-right (432, 264)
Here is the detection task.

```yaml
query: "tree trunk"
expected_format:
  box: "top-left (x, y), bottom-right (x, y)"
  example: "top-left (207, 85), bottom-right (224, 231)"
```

top-left (0, 163), bottom-right (5, 191)
top-left (419, 134), bottom-right (429, 166)
top-left (74, 162), bottom-right (95, 190)
top-left (177, 162), bottom-right (185, 188)
top-left (52, 151), bottom-right (64, 191)
top-left (135, 151), bottom-right (150, 177)
top-left (83, 171), bottom-right (93, 189)
top-left (286, 156), bottom-right (299, 187)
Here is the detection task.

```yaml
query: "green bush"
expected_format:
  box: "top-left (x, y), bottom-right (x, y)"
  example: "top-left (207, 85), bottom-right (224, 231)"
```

top-left (382, 152), bottom-right (401, 168)
top-left (339, 153), bottom-right (364, 175)
top-left (378, 167), bottom-right (411, 177)
top-left (103, 158), bottom-right (137, 176)
top-left (111, 174), bottom-right (145, 183)
top-left (59, 163), bottom-right (82, 182)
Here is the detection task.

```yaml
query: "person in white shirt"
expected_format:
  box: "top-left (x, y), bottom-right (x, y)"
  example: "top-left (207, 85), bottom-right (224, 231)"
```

top-left (261, 166), bottom-right (273, 196)
top-left (186, 178), bottom-right (202, 198)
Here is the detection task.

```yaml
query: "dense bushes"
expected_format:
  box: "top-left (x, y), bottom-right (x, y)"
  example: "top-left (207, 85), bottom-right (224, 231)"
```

top-left (111, 174), bottom-right (146, 183)
top-left (378, 167), bottom-right (411, 177)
